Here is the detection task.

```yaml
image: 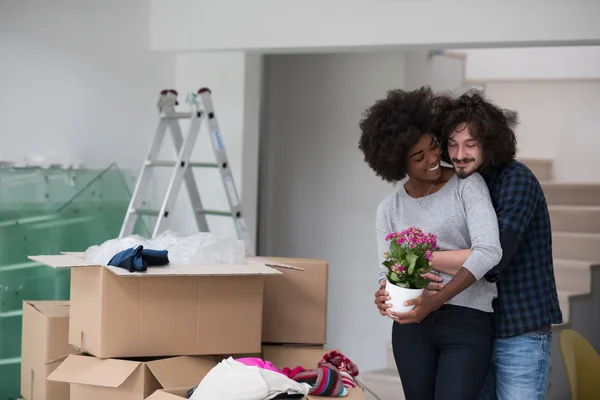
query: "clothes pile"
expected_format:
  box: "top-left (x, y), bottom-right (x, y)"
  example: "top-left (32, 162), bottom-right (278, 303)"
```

top-left (187, 351), bottom-right (360, 400)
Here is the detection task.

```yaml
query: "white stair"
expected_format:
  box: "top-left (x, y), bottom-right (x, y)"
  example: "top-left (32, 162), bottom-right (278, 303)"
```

top-left (552, 232), bottom-right (600, 261)
top-left (549, 205), bottom-right (600, 234)
top-left (553, 259), bottom-right (594, 293)
top-left (518, 158), bottom-right (554, 181)
top-left (543, 183), bottom-right (600, 206)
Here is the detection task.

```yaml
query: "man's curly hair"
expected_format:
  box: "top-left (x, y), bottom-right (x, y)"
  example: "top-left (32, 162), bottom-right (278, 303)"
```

top-left (433, 90), bottom-right (519, 172)
top-left (358, 86), bottom-right (435, 183)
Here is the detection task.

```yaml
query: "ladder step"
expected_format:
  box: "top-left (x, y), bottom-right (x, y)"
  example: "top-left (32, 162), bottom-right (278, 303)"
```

top-left (134, 209), bottom-right (160, 217)
top-left (148, 160), bottom-right (219, 168)
top-left (196, 209), bottom-right (235, 217)
top-left (161, 112), bottom-right (195, 120)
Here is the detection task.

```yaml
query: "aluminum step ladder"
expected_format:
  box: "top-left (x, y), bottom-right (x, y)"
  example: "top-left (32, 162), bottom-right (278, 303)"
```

top-left (119, 88), bottom-right (253, 254)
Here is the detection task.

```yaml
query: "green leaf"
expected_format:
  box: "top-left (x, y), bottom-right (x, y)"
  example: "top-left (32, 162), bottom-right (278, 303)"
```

top-left (389, 272), bottom-right (400, 283)
top-left (406, 253), bottom-right (418, 275)
top-left (396, 281), bottom-right (411, 288)
top-left (413, 275), bottom-right (430, 289)
top-left (382, 260), bottom-right (394, 268)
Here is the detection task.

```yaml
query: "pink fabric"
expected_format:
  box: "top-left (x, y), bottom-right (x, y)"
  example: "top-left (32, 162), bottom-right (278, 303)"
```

top-left (281, 366), bottom-right (306, 379)
top-left (236, 357), bottom-right (283, 374)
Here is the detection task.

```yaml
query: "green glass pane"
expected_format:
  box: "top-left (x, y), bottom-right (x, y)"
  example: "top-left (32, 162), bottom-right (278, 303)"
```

top-left (0, 164), bottom-right (150, 399)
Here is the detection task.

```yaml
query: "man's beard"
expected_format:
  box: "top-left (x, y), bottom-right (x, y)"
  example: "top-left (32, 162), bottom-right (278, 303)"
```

top-left (452, 158), bottom-right (475, 178)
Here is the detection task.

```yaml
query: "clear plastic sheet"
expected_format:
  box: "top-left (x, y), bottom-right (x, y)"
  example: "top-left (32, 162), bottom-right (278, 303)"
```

top-left (83, 230), bottom-right (246, 266)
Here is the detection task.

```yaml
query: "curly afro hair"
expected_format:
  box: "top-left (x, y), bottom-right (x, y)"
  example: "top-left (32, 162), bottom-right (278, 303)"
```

top-left (433, 90), bottom-right (519, 172)
top-left (358, 86), bottom-right (435, 183)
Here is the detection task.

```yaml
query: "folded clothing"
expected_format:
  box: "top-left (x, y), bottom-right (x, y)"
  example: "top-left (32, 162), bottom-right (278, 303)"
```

top-left (189, 357), bottom-right (310, 400)
top-left (107, 245), bottom-right (169, 272)
top-left (237, 357), bottom-right (283, 374)
top-left (290, 363), bottom-right (348, 397)
top-left (318, 351), bottom-right (359, 388)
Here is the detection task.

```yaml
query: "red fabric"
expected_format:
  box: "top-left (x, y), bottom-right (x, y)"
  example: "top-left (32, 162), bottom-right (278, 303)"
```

top-left (281, 366), bottom-right (306, 379)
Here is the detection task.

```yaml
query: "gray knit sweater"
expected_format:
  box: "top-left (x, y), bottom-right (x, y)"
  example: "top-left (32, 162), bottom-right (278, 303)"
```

top-left (376, 173), bottom-right (502, 313)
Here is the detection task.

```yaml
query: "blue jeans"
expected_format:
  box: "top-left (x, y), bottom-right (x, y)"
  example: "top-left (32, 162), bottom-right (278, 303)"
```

top-left (479, 332), bottom-right (552, 400)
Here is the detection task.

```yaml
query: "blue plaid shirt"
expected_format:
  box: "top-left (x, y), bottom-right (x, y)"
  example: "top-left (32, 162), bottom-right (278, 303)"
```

top-left (482, 160), bottom-right (563, 337)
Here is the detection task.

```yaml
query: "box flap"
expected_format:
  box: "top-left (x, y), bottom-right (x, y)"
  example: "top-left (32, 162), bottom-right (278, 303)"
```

top-left (46, 354), bottom-right (141, 388)
top-left (248, 256), bottom-right (305, 271)
top-left (105, 260), bottom-right (282, 277)
top-left (28, 254), bottom-right (101, 269)
top-left (146, 388), bottom-right (191, 400)
top-left (307, 387), bottom-right (364, 399)
top-left (262, 346), bottom-right (331, 370)
top-left (26, 300), bottom-right (70, 318)
top-left (146, 356), bottom-right (216, 389)
top-left (60, 251), bottom-right (85, 257)
top-left (29, 254), bottom-right (282, 277)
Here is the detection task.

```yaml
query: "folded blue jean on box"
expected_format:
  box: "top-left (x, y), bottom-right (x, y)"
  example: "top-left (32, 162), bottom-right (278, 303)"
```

top-left (107, 245), bottom-right (169, 273)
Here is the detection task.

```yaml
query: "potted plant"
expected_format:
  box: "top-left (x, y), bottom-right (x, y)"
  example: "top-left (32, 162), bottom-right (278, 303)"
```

top-left (382, 227), bottom-right (438, 313)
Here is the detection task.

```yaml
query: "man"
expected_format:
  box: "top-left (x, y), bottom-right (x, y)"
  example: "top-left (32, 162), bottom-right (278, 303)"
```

top-left (374, 90), bottom-right (562, 399)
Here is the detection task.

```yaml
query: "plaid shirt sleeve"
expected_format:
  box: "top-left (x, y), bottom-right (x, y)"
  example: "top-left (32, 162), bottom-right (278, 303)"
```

top-left (484, 168), bottom-right (539, 281)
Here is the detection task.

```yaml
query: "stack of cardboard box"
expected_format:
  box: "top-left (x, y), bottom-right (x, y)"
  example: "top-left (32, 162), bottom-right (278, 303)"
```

top-left (20, 252), bottom-right (365, 399)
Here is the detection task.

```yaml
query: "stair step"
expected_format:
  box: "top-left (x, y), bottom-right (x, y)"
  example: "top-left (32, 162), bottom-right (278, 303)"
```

top-left (552, 232), bottom-right (600, 261)
top-left (549, 205), bottom-right (600, 233)
top-left (542, 183), bottom-right (600, 206)
top-left (553, 259), bottom-right (594, 293)
top-left (519, 158), bottom-right (553, 181)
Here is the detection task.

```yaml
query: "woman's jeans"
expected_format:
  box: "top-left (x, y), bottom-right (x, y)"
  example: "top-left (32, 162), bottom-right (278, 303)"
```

top-left (392, 304), bottom-right (494, 400)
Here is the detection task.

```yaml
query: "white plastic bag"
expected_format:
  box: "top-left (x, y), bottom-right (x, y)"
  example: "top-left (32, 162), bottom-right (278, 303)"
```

top-left (83, 230), bottom-right (246, 265)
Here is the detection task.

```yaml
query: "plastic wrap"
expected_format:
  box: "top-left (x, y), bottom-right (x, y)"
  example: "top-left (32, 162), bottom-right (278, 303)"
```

top-left (83, 231), bottom-right (246, 265)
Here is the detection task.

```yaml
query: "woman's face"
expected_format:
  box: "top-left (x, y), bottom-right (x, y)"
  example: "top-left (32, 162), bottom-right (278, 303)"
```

top-left (406, 133), bottom-right (442, 182)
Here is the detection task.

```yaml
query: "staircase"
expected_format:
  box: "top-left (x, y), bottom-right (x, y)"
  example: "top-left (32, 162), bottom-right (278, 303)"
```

top-left (360, 158), bottom-right (600, 400)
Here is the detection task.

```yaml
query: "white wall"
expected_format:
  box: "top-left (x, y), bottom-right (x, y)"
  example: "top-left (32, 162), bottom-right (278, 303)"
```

top-left (0, 0), bottom-right (175, 169)
top-left (151, 0), bottom-right (600, 52)
top-left (260, 52), bottom-right (407, 372)
top-left (456, 46), bottom-right (600, 81)
top-left (0, 1), bottom-right (260, 243)
top-left (445, 47), bottom-right (600, 183)
top-left (404, 50), bottom-right (465, 93)
top-left (484, 81), bottom-right (600, 183)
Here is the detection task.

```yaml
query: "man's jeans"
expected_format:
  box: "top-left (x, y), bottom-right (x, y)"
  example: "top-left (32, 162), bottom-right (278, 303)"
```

top-left (479, 332), bottom-right (552, 400)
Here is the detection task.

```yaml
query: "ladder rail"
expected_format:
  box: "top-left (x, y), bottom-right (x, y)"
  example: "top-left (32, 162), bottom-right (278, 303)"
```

top-left (153, 113), bottom-right (203, 237)
top-left (195, 89), bottom-right (253, 252)
top-left (119, 117), bottom-right (169, 238)
top-left (164, 118), bottom-right (209, 233)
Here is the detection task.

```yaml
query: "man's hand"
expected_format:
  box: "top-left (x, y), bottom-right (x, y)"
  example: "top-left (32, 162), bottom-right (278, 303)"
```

top-left (374, 280), bottom-right (392, 316)
top-left (422, 272), bottom-right (444, 291)
top-left (386, 292), bottom-right (441, 324)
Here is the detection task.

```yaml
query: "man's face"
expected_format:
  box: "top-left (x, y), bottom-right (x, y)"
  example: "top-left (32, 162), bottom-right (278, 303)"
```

top-left (447, 122), bottom-right (484, 178)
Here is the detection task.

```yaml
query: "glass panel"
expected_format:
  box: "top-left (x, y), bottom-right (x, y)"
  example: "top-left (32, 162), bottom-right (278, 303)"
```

top-left (0, 164), bottom-right (149, 399)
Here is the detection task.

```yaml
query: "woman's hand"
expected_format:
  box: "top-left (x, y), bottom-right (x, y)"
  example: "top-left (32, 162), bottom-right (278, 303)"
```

top-left (374, 280), bottom-right (392, 315)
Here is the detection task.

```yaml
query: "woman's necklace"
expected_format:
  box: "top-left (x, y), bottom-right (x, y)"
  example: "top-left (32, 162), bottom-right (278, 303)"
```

top-left (416, 182), bottom-right (435, 207)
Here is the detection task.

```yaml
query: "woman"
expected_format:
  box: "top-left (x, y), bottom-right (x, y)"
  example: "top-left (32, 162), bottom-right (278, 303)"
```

top-left (358, 87), bottom-right (502, 400)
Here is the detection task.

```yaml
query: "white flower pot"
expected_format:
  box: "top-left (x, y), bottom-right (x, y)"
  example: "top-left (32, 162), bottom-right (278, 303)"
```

top-left (385, 280), bottom-right (424, 314)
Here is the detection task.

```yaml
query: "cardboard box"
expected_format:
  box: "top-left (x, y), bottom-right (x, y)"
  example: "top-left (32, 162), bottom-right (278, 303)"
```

top-left (147, 346), bottom-right (364, 400)
top-left (20, 301), bottom-right (79, 400)
top-left (255, 256), bottom-right (328, 344)
top-left (47, 354), bottom-right (216, 400)
top-left (29, 253), bottom-right (281, 359)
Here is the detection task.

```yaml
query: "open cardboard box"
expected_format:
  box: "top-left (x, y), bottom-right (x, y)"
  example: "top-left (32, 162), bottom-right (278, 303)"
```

top-left (47, 354), bottom-right (216, 400)
top-left (252, 256), bottom-right (329, 345)
top-left (147, 346), bottom-right (365, 400)
top-left (28, 252), bottom-right (282, 359)
top-left (21, 301), bottom-right (80, 400)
